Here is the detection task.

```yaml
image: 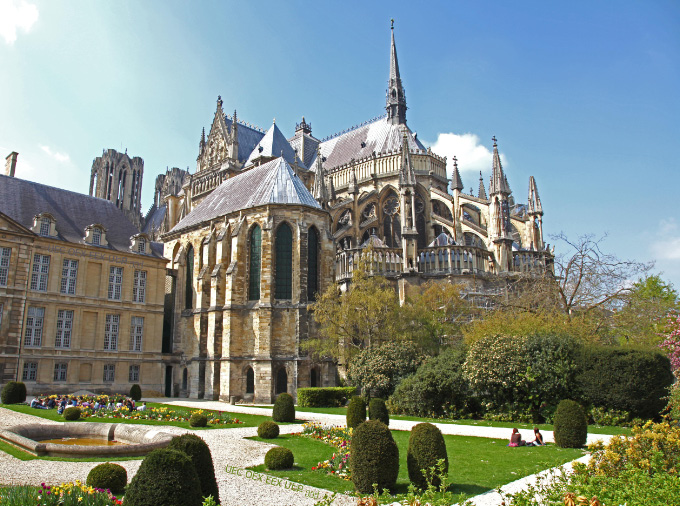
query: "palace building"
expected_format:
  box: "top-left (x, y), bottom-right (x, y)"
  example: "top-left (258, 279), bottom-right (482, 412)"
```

top-left (0, 24), bottom-right (552, 400)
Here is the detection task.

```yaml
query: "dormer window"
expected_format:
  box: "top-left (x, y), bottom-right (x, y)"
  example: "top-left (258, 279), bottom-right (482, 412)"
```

top-left (93, 227), bottom-right (102, 246)
top-left (137, 238), bottom-right (146, 253)
top-left (39, 217), bottom-right (51, 237)
top-left (84, 224), bottom-right (107, 247)
top-left (32, 213), bottom-right (56, 238)
top-left (130, 234), bottom-right (150, 255)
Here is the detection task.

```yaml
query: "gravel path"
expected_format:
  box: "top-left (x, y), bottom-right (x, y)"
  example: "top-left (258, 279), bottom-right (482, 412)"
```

top-left (0, 400), bottom-right (614, 506)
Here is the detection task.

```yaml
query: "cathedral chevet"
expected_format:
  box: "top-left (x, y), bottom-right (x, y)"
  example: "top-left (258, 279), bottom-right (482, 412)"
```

top-left (0, 24), bottom-right (552, 401)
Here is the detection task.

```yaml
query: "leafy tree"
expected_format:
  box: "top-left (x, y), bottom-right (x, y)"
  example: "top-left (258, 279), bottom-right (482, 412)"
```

top-left (347, 340), bottom-right (424, 398)
top-left (660, 312), bottom-right (680, 377)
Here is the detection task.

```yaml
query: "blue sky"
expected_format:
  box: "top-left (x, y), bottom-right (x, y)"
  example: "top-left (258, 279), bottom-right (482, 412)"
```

top-left (1, 0), bottom-right (679, 288)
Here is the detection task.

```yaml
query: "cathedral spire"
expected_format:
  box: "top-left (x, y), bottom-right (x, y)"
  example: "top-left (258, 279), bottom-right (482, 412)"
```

top-left (477, 171), bottom-right (487, 199)
top-left (199, 127), bottom-right (206, 156)
top-left (451, 155), bottom-right (464, 191)
top-left (386, 20), bottom-right (407, 125)
top-left (398, 128), bottom-right (416, 187)
top-left (489, 136), bottom-right (511, 195)
top-left (528, 176), bottom-right (543, 215)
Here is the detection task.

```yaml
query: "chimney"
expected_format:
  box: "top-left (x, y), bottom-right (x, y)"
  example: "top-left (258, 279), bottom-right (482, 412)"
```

top-left (5, 152), bottom-right (18, 177)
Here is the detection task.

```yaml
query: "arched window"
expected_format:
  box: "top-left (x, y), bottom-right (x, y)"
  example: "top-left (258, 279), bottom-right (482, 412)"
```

top-left (182, 368), bottom-right (188, 390)
top-left (310, 367), bottom-right (320, 388)
top-left (307, 227), bottom-right (319, 301)
top-left (275, 223), bottom-right (293, 299)
top-left (276, 368), bottom-right (288, 395)
top-left (248, 225), bottom-right (261, 300)
top-left (185, 245), bottom-right (194, 309)
top-left (246, 367), bottom-right (254, 394)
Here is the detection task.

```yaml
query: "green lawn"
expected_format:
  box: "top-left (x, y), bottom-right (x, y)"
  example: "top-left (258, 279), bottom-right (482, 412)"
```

top-left (248, 431), bottom-right (586, 498)
top-left (250, 405), bottom-right (632, 435)
top-left (0, 402), bottom-right (275, 429)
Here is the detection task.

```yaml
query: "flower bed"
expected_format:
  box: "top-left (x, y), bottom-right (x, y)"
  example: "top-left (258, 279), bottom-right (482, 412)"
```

top-left (300, 422), bottom-right (352, 480)
top-left (0, 481), bottom-right (122, 505)
top-left (80, 406), bottom-right (241, 426)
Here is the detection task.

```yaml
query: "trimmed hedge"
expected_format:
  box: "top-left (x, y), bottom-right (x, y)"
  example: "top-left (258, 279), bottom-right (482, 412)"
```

top-left (86, 463), bottom-right (127, 495)
top-left (272, 392), bottom-right (295, 422)
top-left (350, 420), bottom-right (399, 494)
top-left (63, 406), bottom-right (81, 421)
top-left (1, 381), bottom-right (26, 404)
top-left (129, 384), bottom-right (142, 402)
top-left (125, 448), bottom-right (202, 506)
top-left (407, 423), bottom-right (448, 489)
top-left (346, 396), bottom-right (366, 429)
top-left (265, 447), bottom-right (294, 470)
top-left (368, 398), bottom-right (389, 426)
top-left (554, 400), bottom-right (588, 448)
top-left (297, 387), bottom-right (356, 407)
top-left (168, 434), bottom-right (220, 503)
top-left (257, 421), bottom-right (280, 439)
top-left (575, 347), bottom-right (673, 420)
top-left (189, 413), bottom-right (208, 428)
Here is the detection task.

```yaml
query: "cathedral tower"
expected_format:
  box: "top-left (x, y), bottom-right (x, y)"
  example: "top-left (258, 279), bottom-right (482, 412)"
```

top-left (89, 149), bottom-right (144, 227)
top-left (386, 20), bottom-right (407, 125)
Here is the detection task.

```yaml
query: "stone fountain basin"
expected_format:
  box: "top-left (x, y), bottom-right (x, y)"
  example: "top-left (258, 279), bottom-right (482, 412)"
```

top-left (0, 422), bottom-right (174, 458)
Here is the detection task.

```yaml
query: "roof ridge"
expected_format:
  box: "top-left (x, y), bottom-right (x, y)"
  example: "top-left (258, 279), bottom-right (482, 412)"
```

top-left (321, 113), bottom-right (388, 142)
top-left (0, 174), bottom-right (120, 208)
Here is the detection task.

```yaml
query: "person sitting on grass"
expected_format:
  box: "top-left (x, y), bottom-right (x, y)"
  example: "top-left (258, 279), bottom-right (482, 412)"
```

top-left (46, 397), bottom-right (56, 409)
top-left (508, 428), bottom-right (525, 447)
top-left (138, 402), bottom-right (147, 411)
top-left (528, 427), bottom-right (545, 446)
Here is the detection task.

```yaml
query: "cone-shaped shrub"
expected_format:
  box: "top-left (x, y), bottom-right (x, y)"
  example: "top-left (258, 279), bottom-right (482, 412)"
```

top-left (1, 381), bottom-right (26, 404)
top-left (168, 434), bottom-right (220, 503)
top-left (272, 392), bottom-right (295, 422)
top-left (346, 396), bottom-right (366, 429)
top-left (554, 399), bottom-right (588, 448)
top-left (86, 463), bottom-right (127, 495)
top-left (125, 448), bottom-right (202, 506)
top-left (257, 421), bottom-right (280, 439)
top-left (129, 384), bottom-right (142, 401)
top-left (265, 447), bottom-right (294, 470)
top-left (368, 398), bottom-right (389, 426)
top-left (407, 422), bottom-right (448, 489)
top-left (349, 420), bottom-right (399, 494)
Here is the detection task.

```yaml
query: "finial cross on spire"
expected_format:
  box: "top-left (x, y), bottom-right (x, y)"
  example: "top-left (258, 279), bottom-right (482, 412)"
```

top-left (391, 18), bottom-right (394, 29)
top-left (492, 135), bottom-right (497, 146)
top-left (453, 155), bottom-right (458, 166)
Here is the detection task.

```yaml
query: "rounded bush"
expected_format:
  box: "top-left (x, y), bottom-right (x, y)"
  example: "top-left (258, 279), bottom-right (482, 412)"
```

top-left (272, 392), bottom-right (295, 422)
top-left (1, 381), bottom-right (27, 404)
top-left (554, 399), bottom-right (588, 448)
top-left (189, 412), bottom-right (208, 428)
top-left (168, 434), bottom-right (220, 504)
top-left (86, 462), bottom-right (127, 495)
top-left (368, 398), bottom-right (389, 426)
top-left (63, 406), bottom-right (81, 421)
top-left (257, 421), bottom-right (280, 439)
top-left (297, 387), bottom-right (356, 407)
top-left (346, 396), bottom-right (366, 429)
top-left (129, 384), bottom-right (142, 401)
top-left (125, 448), bottom-right (202, 506)
top-left (349, 419), bottom-right (399, 494)
top-left (407, 422), bottom-right (448, 489)
top-left (264, 447), bottom-right (294, 470)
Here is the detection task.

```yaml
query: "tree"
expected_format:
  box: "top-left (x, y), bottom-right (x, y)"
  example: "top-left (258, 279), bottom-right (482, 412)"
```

top-left (306, 253), bottom-right (402, 363)
top-left (660, 312), bottom-right (680, 377)
top-left (614, 275), bottom-right (679, 346)
top-left (347, 340), bottom-right (424, 398)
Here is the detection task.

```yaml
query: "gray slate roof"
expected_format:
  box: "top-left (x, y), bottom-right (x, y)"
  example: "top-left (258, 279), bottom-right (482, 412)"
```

top-left (288, 133), bottom-right (320, 169)
top-left (0, 174), bottom-right (163, 257)
top-left (143, 205), bottom-right (167, 235)
top-left (245, 123), bottom-right (303, 168)
top-left (308, 116), bottom-right (426, 172)
top-left (170, 157), bottom-right (321, 233)
top-left (224, 116), bottom-right (266, 164)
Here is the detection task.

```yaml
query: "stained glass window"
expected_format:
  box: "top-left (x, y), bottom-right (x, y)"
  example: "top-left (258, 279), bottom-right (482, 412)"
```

top-left (307, 227), bottom-right (319, 301)
top-left (275, 224), bottom-right (293, 299)
top-left (248, 226), bottom-right (261, 300)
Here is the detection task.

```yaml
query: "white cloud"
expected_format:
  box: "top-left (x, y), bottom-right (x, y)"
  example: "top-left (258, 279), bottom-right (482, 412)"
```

top-left (40, 145), bottom-right (70, 163)
top-left (0, 0), bottom-right (39, 44)
top-left (650, 218), bottom-right (680, 261)
top-left (426, 132), bottom-right (507, 192)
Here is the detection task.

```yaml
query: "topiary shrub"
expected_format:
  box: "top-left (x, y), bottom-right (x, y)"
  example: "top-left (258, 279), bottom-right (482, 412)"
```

top-left (297, 387), bottom-right (356, 407)
top-left (189, 412), bottom-right (208, 428)
top-left (554, 399), bottom-right (588, 448)
top-left (257, 421), bottom-right (280, 439)
top-left (350, 419), bottom-right (399, 494)
top-left (129, 384), bottom-right (142, 402)
top-left (575, 346), bottom-right (673, 420)
top-left (272, 392), bottom-right (295, 422)
top-left (346, 396), bottom-right (366, 429)
top-left (125, 448), bottom-right (202, 506)
top-left (368, 398), bottom-right (389, 426)
top-left (63, 406), bottom-right (81, 421)
top-left (1, 381), bottom-right (27, 405)
top-left (168, 434), bottom-right (220, 504)
top-left (264, 447), bottom-right (294, 470)
top-left (407, 422), bottom-right (448, 489)
top-left (86, 462), bottom-right (127, 495)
